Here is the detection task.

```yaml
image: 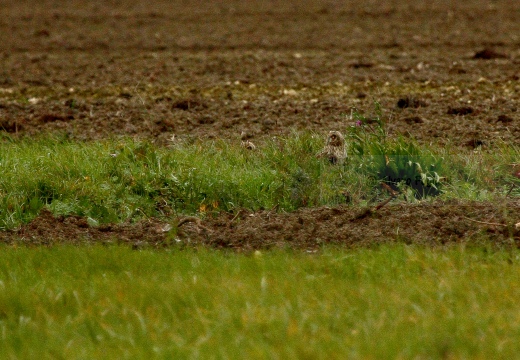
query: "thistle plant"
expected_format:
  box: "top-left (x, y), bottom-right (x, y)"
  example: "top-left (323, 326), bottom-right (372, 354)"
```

top-left (347, 103), bottom-right (443, 198)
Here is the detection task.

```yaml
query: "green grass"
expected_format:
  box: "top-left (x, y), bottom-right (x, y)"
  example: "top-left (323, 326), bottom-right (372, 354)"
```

top-left (1, 245), bottom-right (520, 358)
top-left (0, 134), bottom-right (518, 229)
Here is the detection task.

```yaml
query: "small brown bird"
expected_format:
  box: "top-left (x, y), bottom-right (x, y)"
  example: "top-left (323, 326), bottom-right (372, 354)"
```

top-left (317, 131), bottom-right (347, 164)
top-left (240, 131), bottom-right (256, 150)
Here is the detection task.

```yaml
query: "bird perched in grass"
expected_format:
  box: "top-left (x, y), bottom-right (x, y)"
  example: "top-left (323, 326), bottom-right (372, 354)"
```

top-left (240, 131), bottom-right (256, 150)
top-left (316, 131), bottom-right (347, 164)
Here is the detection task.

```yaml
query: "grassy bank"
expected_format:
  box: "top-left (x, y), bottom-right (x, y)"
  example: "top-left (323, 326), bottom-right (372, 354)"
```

top-left (0, 131), bottom-right (518, 229)
top-left (0, 245), bottom-right (519, 358)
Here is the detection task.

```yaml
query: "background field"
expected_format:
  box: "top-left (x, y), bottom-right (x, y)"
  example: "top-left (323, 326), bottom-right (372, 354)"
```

top-left (1, 0), bottom-right (519, 146)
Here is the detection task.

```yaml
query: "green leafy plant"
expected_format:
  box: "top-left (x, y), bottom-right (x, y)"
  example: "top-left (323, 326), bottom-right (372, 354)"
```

top-left (347, 103), bottom-right (443, 198)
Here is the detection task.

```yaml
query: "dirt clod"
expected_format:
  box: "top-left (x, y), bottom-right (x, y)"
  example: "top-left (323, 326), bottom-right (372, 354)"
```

top-left (497, 114), bottom-right (514, 123)
top-left (465, 139), bottom-right (485, 148)
top-left (403, 116), bottom-right (424, 124)
top-left (0, 119), bottom-right (22, 132)
top-left (172, 99), bottom-right (207, 111)
top-left (39, 114), bottom-right (73, 123)
top-left (447, 107), bottom-right (474, 116)
top-left (473, 49), bottom-right (507, 60)
top-left (397, 97), bottom-right (427, 109)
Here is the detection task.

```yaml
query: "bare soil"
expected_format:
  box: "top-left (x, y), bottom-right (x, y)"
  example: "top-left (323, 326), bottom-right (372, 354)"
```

top-left (1, 201), bottom-right (519, 251)
top-left (1, 0), bottom-right (519, 248)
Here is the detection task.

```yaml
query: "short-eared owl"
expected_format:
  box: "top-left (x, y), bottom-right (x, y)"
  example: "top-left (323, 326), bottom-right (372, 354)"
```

top-left (240, 131), bottom-right (256, 150)
top-left (317, 131), bottom-right (347, 164)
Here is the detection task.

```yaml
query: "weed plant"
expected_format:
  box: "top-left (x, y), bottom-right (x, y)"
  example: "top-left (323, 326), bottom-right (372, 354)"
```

top-left (347, 104), bottom-right (443, 198)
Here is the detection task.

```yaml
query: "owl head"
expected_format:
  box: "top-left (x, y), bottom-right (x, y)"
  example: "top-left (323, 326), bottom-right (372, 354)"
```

top-left (327, 131), bottom-right (345, 147)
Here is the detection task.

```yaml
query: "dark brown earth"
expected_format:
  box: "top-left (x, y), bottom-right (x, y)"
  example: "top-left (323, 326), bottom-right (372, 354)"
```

top-left (1, 0), bottom-right (519, 248)
top-left (1, 201), bottom-right (519, 250)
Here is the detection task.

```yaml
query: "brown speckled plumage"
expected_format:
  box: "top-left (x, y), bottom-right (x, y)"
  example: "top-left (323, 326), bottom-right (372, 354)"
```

top-left (317, 131), bottom-right (347, 164)
top-left (240, 131), bottom-right (256, 150)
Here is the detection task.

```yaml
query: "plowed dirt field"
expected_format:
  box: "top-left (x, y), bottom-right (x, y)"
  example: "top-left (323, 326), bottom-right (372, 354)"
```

top-left (1, 0), bottom-right (519, 248)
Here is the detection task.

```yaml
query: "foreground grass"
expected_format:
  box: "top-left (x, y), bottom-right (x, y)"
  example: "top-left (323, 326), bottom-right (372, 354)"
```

top-left (1, 245), bottom-right (520, 358)
top-left (0, 135), bottom-right (518, 229)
